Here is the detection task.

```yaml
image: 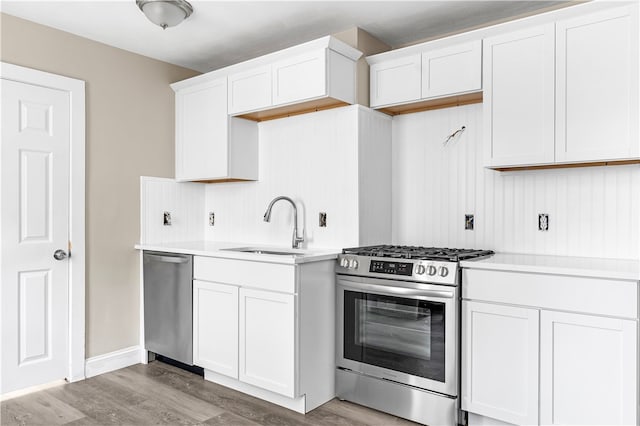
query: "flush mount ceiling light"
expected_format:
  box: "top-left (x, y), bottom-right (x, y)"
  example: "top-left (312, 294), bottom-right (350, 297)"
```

top-left (136, 0), bottom-right (193, 30)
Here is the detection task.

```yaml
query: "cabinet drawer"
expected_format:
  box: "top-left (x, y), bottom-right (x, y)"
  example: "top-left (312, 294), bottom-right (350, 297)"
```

top-left (194, 256), bottom-right (296, 293)
top-left (463, 269), bottom-right (637, 319)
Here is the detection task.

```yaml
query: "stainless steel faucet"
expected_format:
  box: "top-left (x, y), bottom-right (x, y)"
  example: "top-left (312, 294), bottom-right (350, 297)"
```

top-left (263, 196), bottom-right (304, 249)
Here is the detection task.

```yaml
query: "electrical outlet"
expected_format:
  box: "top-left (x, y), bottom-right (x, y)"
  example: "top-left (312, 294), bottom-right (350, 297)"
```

top-left (319, 212), bottom-right (327, 227)
top-left (209, 212), bottom-right (215, 226)
top-left (163, 211), bottom-right (172, 226)
top-left (465, 214), bottom-right (474, 230)
top-left (538, 213), bottom-right (549, 231)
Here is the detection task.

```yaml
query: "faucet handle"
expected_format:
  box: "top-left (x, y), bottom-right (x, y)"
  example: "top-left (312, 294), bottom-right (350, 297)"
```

top-left (292, 233), bottom-right (304, 249)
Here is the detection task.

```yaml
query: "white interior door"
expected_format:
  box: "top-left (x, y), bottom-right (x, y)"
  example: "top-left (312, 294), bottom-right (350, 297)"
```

top-left (1, 78), bottom-right (71, 394)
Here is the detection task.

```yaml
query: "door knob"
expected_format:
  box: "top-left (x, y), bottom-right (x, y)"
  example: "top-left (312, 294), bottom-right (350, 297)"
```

top-left (53, 249), bottom-right (68, 261)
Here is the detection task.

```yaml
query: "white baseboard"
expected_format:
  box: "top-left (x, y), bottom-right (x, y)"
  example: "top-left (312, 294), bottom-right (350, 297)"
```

top-left (85, 345), bottom-right (142, 378)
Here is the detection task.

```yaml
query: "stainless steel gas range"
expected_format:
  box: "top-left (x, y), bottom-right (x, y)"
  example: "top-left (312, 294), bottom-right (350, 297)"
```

top-left (335, 245), bottom-right (493, 426)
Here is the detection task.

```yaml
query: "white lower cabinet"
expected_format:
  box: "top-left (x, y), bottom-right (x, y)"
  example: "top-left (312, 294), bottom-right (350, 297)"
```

top-left (462, 268), bottom-right (638, 426)
top-left (462, 301), bottom-right (539, 425)
top-left (192, 255), bottom-right (335, 413)
top-left (193, 281), bottom-right (239, 378)
top-left (239, 288), bottom-right (295, 397)
top-left (540, 311), bottom-right (637, 425)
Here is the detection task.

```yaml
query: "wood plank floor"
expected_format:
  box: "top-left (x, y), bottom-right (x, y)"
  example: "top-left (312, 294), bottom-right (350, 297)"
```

top-left (1, 361), bottom-right (418, 425)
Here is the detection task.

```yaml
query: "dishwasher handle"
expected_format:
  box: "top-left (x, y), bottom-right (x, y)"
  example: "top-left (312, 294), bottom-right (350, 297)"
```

top-left (145, 253), bottom-right (190, 264)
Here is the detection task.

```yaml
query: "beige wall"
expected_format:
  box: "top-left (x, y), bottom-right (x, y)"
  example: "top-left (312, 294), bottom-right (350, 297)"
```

top-left (1, 13), bottom-right (200, 358)
top-left (333, 28), bottom-right (390, 106)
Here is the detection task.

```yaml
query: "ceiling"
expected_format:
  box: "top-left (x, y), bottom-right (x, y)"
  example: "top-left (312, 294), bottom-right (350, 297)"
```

top-left (1, 1), bottom-right (573, 73)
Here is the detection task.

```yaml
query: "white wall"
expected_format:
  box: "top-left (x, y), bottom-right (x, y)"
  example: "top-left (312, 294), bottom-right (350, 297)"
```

top-left (203, 105), bottom-right (392, 249)
top-left (392, 103), bottom-right (640, 259)
top-left (358, 107), bottom-right (393, 246)
top-left (140, 177), bottom-right (204, 244)
top-left (205, 106), bottom-right (360, 248)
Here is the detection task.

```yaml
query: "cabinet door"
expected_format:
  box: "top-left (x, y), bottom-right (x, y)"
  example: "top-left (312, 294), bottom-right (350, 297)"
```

top-left (483, 24), bottom-right (555, 167)
top-left (272, 49), bottom-right (326, 106)
top-left (193, 280), bottom-right (238, 378)
top-left (540, 311), bottom-right (637, 425)
top-left (556, 6), bottom-right (639, 162)
top-left (462, 301), bottom-right (539, 425)
top-left (239, 288), bottom-right (296, 397)
top-left (421, 40), bottom-right (481, 99)
top-left (369, 55), bottom-right (421, 108)
top-left (175, 78), bottom-right (228, 181)
top-left (228, 65), bottom-right (272, 114)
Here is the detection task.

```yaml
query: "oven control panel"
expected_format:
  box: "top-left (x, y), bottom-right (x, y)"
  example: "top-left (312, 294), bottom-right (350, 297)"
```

top-left (369, 260), bottom-right (413, 276)
top-left (337, 255), bottom-right (459, 285)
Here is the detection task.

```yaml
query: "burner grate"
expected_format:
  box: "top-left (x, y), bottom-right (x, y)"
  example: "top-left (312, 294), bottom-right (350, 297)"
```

top-left (342, 245), bottom-right (494, 262)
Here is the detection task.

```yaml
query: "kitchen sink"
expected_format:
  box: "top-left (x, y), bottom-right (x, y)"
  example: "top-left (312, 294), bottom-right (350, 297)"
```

top-left (222, 247), bottom-right (303, 256)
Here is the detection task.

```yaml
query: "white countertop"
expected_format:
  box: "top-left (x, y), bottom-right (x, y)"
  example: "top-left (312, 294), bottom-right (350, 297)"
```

top-left (134, 240), bottom-right (339, 265)
top-left (460, 252), bottom-right (640, 281)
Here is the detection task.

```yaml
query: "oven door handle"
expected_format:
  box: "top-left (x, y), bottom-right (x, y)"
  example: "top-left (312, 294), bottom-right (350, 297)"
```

top-left (338, 278), bottom-right (454, 299)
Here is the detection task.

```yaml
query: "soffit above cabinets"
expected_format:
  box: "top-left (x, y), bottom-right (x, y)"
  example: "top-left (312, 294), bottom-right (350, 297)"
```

top-left (1, 1), bottom-right (574, 72)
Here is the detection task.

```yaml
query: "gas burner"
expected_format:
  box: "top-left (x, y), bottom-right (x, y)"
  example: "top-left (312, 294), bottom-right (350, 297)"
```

top-left (342, 245), bottom-right (494, 262)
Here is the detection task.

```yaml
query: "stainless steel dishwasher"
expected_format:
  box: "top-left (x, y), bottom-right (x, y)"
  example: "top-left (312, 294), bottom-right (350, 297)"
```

top-left (143, 251), bottom-right (193, 365)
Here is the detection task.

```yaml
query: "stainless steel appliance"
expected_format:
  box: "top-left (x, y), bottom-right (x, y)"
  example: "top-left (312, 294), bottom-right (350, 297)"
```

top-left (336, 245), bottom-right (493, 426)
top-left (143, 251), bottom-right (193, 365)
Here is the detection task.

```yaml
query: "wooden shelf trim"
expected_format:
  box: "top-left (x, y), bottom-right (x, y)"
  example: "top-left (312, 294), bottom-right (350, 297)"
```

top-left (236, 98), bottom-right (349, 122)
top-left (490, 159), bottom-right (640, 172)
top-left (192, 178), bottom-right (256, 184)
top-left (377, 91), bottom-right (483, 116)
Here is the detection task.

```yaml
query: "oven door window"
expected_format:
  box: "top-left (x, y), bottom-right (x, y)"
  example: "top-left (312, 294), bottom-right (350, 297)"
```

top-left (344, 290), bottom-right (445, 382)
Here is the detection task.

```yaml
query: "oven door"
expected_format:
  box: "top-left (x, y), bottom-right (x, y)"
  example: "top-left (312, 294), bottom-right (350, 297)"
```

top-left (337, 275), bottom-right (458, 397)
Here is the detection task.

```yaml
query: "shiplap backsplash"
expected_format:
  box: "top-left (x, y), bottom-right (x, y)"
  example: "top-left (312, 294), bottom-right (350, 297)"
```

top-left (140, 177), bottom-right (204, 244)
top-left (392, 103), bottom-right (640, 259)
top-left (204, 105), bottom-right (393, 248)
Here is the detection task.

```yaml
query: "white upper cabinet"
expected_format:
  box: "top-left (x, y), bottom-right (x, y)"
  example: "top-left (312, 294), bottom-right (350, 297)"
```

top-left (228, 65), bottom-right (272, 115)
top-left (173, 76), bottom-right (258, 182)
top-left (485, 4), bottom-right (639, 169)
top-left (421, 40), bottom-right (482, 99)
top-left (370, 55), bottom-right (421, 108)
top-left (483, 24), bottom-right (556, 168)
top-left (227, 36), bottom-right (361, 118)
top-left (272, 49), bottom-right (327, 106)
top-left (368, 40), bottom-right (482, 110)
top-left (555, 6), bottom-right (639, 163)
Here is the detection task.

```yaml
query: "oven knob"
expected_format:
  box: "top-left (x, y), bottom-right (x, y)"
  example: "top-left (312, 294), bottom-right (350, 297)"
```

top-left (348, 259), bottom-right (359, 269)
top-left (415, 264), bottom-right (426, 275)
top-left (427, 265), bottom-right (437, 276)
top-left (439, 266), bottom-right (449, 277)
top-left (340, 257), bottom-right (349, 268)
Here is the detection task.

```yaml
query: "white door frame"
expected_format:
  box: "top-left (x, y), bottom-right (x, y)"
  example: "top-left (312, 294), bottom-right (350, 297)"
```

top-left (0, 61), bottom-right (86, 383)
